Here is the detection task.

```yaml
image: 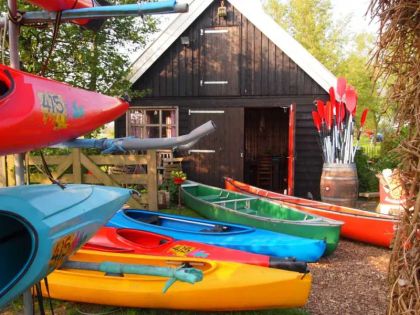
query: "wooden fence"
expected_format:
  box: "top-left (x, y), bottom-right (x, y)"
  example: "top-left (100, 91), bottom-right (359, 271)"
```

top-left (0, 149), bottom-right (158, 210)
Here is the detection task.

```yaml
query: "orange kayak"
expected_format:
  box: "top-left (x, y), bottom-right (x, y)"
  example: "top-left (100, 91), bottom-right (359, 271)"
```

top-left (0, 64), bottom-right (128, 155)
top-left (225, 177), bottom-right (397, 248)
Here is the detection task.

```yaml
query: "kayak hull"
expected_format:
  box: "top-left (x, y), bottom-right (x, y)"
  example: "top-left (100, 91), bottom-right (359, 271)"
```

top-left (107, 209), bottom-right (326, 262)
top-left (0, 64), bottom-right (128, 155)
top-left (225, 177), bottom-right (397, 247)
top-left (84, 227), bottom-right (274, 267)
top-left (43, 250), bottom-right (312, 310)
top-left (0, 184), bottom-right (132, 308)
top-left (181, 181), bottom-right (342, 255)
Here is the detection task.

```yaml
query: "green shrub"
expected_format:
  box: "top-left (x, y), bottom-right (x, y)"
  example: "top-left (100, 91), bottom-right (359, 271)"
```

top-left (355, 150), bottom-right (379, 192)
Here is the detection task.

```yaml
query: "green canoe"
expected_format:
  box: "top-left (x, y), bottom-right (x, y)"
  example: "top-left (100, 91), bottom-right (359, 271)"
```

top-left (181, 182), bottom-right (343, 255)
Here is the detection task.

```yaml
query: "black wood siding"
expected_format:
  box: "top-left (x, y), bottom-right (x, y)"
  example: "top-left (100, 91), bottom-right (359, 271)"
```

top-left (123, 0), bottom-right (329, 199)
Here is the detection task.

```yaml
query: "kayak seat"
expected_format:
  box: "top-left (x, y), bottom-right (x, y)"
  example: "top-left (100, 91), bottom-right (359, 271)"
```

top-left (200, 224), bottom-right (229, 233)
top-left (140, 215), bottom-right (161, 225)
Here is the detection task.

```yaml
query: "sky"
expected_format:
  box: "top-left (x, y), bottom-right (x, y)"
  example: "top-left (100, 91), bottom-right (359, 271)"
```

top-left (331, 0), bottom-right (378, 34)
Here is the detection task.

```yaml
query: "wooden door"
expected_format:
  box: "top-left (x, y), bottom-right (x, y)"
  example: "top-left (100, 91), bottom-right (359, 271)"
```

top-left (200, 26), bottom-right (240, 96)
top-left (186, 108), bottom-right (244, 187)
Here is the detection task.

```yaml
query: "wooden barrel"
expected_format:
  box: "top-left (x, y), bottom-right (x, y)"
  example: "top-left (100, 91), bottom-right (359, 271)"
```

top-left (320, 163), bottom-right (358, 207)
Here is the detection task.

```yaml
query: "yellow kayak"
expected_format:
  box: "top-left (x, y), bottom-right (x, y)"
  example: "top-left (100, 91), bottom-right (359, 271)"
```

top-left (42, 250), bottom-right (311, 311)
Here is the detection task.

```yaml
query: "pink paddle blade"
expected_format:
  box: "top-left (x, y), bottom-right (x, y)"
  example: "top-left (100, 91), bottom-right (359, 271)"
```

top-left (312, 111), bottom-right (321, 132)
top-left (361, 109), bottom-right (369, 127)
top-left (329, 87), bottom-right (336, 107)
top-left (325, 101), bottom-right (333, 129)
top-left (316, 100), bottom-right (325, 121)
top-left (337, 77), bottom-right (347, 99)
top-left (345, 86), bottom-right (357, 113)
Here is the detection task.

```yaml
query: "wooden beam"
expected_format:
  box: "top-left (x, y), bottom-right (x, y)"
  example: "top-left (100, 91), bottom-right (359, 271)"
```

top-left (0, 156), bottom-right (6, 187)
top-left (146, 150), bottom-right (158, 211)
top-left (89, 155), bottom-right (148, 166)
top-left (6, 155), bottom-right (15, 186)
top-left (81, 154), bottom-right (119, 187)
top-left (72, 149), bottom-right (82, 184)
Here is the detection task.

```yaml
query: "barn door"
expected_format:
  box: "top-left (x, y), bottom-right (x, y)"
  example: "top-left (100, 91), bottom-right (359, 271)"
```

top-left (187, 108), bottom-right (244, 187)
top-left (200, 26), bottom-right (240, 96)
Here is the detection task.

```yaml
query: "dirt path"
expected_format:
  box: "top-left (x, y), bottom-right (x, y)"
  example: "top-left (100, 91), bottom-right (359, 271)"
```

top-left (306, 240), bottom-right (390, 315)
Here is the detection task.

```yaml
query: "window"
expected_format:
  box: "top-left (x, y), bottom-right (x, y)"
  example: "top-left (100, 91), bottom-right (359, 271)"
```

top-left (127, 107), bottom-right (178, 138)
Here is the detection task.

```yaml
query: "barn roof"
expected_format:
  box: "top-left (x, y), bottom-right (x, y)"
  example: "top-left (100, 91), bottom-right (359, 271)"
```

top-left (128, 0), bottom-right (337, 92)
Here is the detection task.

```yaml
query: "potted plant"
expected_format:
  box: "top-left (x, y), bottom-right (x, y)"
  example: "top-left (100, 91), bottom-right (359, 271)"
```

top-left (170, 170), bottom-right (187, 207)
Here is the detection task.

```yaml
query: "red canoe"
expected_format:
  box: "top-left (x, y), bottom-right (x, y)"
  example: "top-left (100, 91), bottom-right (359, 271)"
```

top-left (224, 177), bottom-right (397, 248)
top-left (25, 0), bottom-right (106, 30)
top-left (83, 227), bottom-right (307, 272)
top-left (0, 64), bottom-right (128, 155)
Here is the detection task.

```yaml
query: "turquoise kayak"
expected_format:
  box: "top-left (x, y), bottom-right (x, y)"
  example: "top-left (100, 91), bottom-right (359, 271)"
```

top-left (0, 184), bottom-right (132, 308)
top-left (107, 209), bottom-right (327, 262)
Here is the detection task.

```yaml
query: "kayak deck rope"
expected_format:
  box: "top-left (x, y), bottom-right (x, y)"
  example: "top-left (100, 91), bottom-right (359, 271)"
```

top-left (61, 261), bottom-right (204, 293)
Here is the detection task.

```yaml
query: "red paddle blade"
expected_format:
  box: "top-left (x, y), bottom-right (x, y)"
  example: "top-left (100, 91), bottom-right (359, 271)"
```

top-left (325, 101), bottom-right (332, 129)
top-left (312, 111), bottom-right (321, 132)
top-left (337, 77), bottom-right (347, 99)
top-left (361, 109), bottom-right (369, 127)
top-left (345, 86), bottom-right (357, 113)
top-left (339, 102), bottom-right (346, 123)
top-left (316, 100), bottom-right (325, 121)
top-left (329, 87), bottom-right (336, 107)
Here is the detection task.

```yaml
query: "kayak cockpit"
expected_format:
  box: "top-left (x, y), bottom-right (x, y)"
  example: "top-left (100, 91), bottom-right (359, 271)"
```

top-left (0, 212), bottom-right (36, 298)
top-left (0, 69), bottom-right (13, 100)
top-left (116, 229), bottom-right (171, 249)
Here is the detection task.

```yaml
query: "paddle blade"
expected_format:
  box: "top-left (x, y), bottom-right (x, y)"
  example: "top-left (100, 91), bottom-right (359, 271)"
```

top-left (316, 100), bottom-right (325, 121)
top-left (361, 109), bottom-right (369, 127)
top-left (325, 101), bottom-right (333, 129)
top-left (337, 77), bottom-right (347, 99)
top-left (312, 111), bottom-right (321, 132)
top-left (345, 86), bottom-right (357, 113)
top-left (329, 87), bottom-right (336, 107)
top-left (339, 102), bottom-right (346, 123)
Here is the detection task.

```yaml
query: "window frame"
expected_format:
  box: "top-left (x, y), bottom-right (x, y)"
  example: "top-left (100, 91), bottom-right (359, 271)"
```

top-left (126, 106), bottom-right (179, 138)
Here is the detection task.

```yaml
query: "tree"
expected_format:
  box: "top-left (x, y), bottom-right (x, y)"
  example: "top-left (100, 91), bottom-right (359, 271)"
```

top-left (264, 0), bottom-right (349, 73)
top-left (1, 0), bottom-right (157, 96)
top-left (264, 0), bottom-right (388, 134)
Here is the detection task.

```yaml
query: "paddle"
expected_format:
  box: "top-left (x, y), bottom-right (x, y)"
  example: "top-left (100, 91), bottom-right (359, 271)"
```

top-left (312, 111), bottom-right (325, 160)
top-left (352, 109), bottom-right (369, 161)
top-left (337, 77), bottom-right (347, 101)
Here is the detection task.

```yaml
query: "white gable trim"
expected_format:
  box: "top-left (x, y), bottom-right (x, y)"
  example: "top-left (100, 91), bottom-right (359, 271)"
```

top-left (128, 0), bottom-right (336, 92)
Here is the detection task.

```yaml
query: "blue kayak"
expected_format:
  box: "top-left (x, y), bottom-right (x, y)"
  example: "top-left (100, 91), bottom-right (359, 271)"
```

top-left (107, 209), bottom-right (327, 262)
top-left (0, 184), bottom-right (132, 309)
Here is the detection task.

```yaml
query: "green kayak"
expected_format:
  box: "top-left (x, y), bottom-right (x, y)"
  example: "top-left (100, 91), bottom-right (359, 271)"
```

top-left (181, 182), bottom-right (343, 255)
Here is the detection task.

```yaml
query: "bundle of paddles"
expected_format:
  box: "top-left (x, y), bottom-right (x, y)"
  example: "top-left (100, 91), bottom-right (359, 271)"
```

top-left (311, 77), bottom-right (369, 164)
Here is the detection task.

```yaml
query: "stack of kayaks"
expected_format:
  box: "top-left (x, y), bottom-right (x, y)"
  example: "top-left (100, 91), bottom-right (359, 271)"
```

top-left (0, 63), bottom-right (128, 155)
top-left (43, 249), bottom-right (312, 310)
top-left (224, 177), bottom-right (397, 247)
top-left (0, 184), bottom-right (132, 308)
top-left (181, 181), bottom-right (343, 255)
top-left (107, 209), bottom-right (327, 262)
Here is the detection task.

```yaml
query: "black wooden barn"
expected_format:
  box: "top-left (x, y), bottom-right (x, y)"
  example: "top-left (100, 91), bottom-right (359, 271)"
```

top-left (115, 0), bottom-right (337, 199)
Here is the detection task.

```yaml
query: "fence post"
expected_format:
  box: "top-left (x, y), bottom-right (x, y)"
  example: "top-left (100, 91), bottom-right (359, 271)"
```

top-left (147, 150), bottom-right (158, 211)
top-left (6, 155), bottom-right (16, 186)
top-left (72, 148), bottom-right (82, 184)
top-left (0, 156), bottom-right (6, 187)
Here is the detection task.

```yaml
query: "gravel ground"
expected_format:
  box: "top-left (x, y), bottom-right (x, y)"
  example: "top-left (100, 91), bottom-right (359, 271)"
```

top-left (305, 239), bottom-right (390, 315)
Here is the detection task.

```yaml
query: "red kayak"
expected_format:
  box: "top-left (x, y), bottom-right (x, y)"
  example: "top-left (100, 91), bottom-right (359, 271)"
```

top-left (224, 177), bottom-right (397, 248)
top-left (83, 227), bottom-right (307, 272)
top-left (25, 0), bottom-right (107, 30)
top-left (0, 64), bottom-right (128, 155)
